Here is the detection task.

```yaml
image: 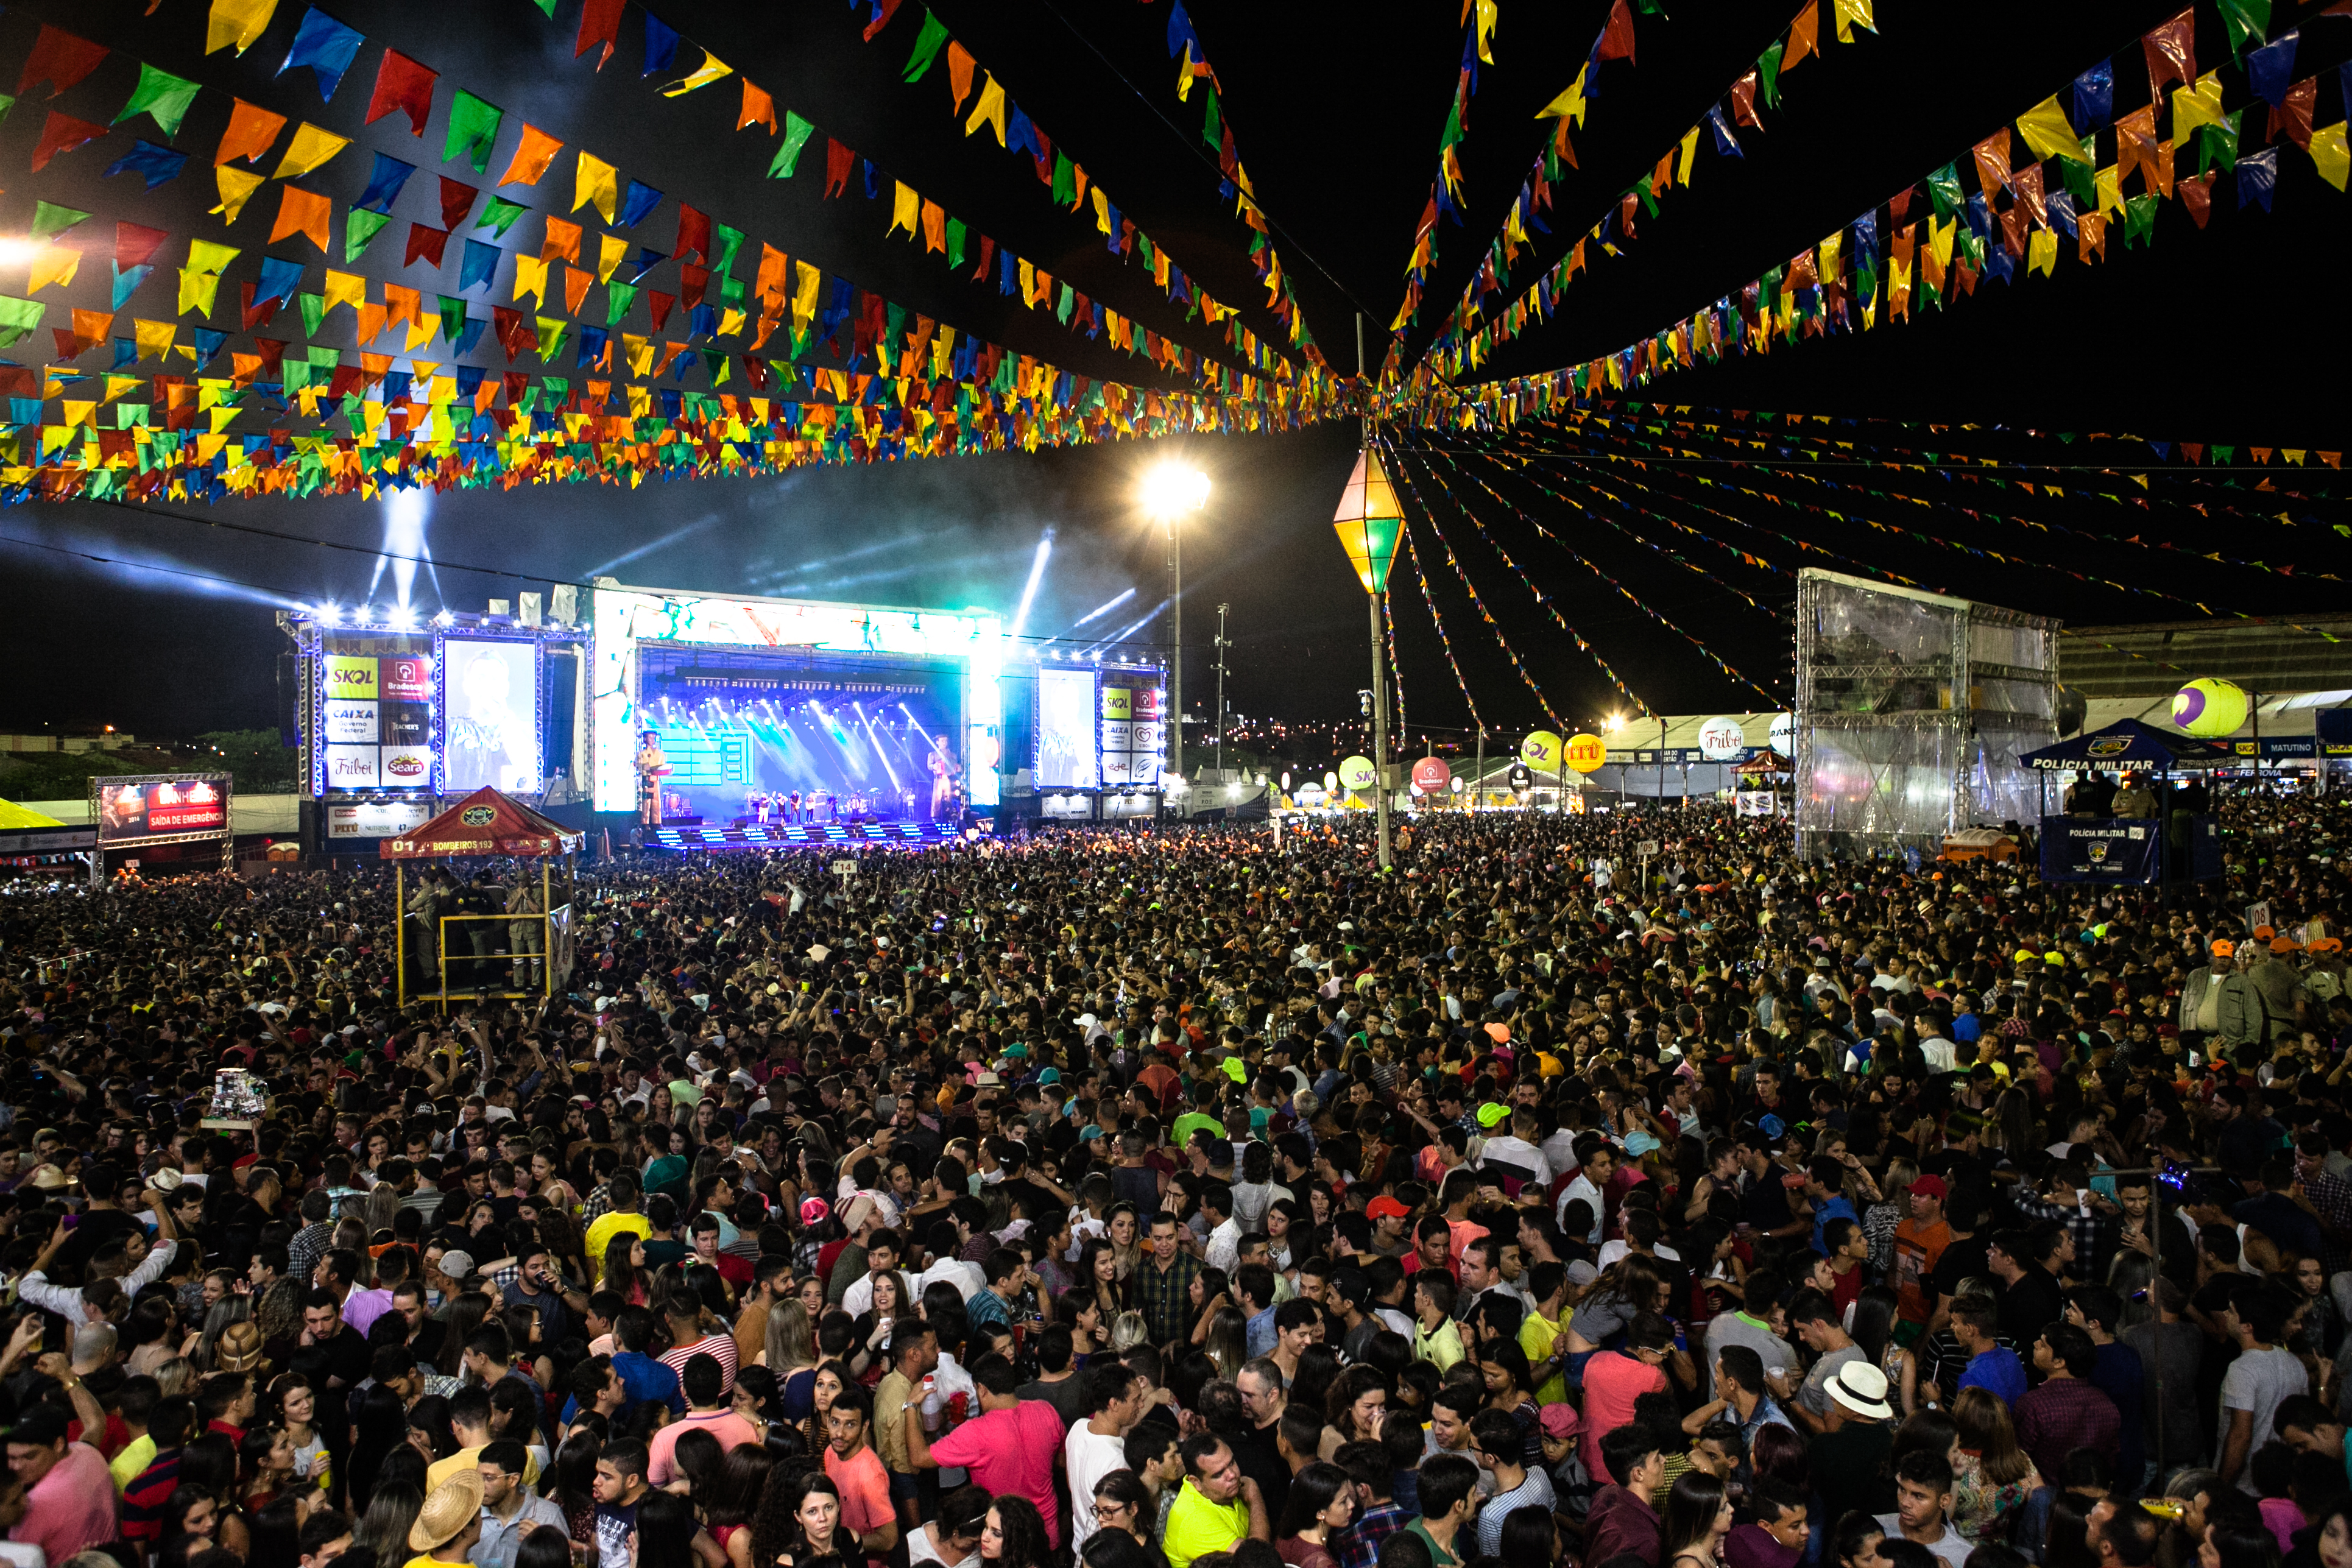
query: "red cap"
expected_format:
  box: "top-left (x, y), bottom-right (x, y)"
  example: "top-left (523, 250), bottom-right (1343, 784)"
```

top-left (1910, 1174), bottom-right (1949, 1201)
top-left (1366, 1196), bottom-right (1411, 1220)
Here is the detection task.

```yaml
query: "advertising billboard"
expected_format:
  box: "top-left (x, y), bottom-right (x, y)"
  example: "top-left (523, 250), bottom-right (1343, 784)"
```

top-left (327, 799), bottom-right (436, 839)
top-left (1036, 668), bottom-right (1101, 789)
top-left (311, 641), bottom-right (436, 796)
top-left (440, 637), bottom-right (542, 794)
top-left (95, 774), bottom-right (232, 844)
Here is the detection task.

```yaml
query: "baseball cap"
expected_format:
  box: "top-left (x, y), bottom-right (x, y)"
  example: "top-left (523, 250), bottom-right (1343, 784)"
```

top-left (1475, 1103), bottom-right (1510, 1128)
top-left (1365, 1196), bottom-right (1411, 1220)
top-left (1909, 1174), bottom-right (1949, 1201)
top-left (439, 1249), bottom-right (475, 1284)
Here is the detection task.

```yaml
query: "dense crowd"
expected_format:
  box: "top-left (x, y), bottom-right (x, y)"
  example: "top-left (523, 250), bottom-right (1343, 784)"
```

top-left (1, 791), bottom-right (2351, 1568)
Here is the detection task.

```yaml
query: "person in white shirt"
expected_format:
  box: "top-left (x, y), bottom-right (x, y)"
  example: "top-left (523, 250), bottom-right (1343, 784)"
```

top-left (15, 1224), bottom-right (176, 1321)
top-left (1556, 1139), bottom-right (1615, 1245)
top-left (1064, 1362), bottom-right (1145, 1547)
top-left (1475, 1107), bottom-right (1555, 1190)
top-left (1202, 1187), bottom-right (1242, 1274)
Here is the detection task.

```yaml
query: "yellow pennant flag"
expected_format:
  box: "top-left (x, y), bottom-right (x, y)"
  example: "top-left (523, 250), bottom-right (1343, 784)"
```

top-left (1831, 0), bottom-right (1874, 43)
top-left (1091, 186), bottom-right (1114, 237)
top-left (793, 260), bottom-right (823, 332)
top-left (596, 233), bottom-right (629, 284)
top-left (188, 240), bottom-right (241, 274)
top-left (2027, 228), bottom-right (2058, 277)
top-left (323, 270), bottom-right (368, 314)
top-left (2095, 164), bottom-right (2122, 217)
top-left (27, 247), bottom-right (81, 294)
top-left (213, 166), bottom-right (266, 224)
top-left (513, 255), bottom-right (549, 306)
top-left (273, 123), bottom-right (351, 180)
top-left (1474, 0), bottom-right (1498, 64)
top-left (2312, 122), bottom-right (2350, 192)
top-left (2172, 72), bottom-right (2225, 141)
top-left (889, 182), bottom-right (920, 239)
top-left (662, 49), bottom-right (732, 97)
top-left (207, 0), bottom-right (278, 54)
top-left (574, 152), bottom-right (620, 225)
top-left (1535, 65), bottom-right (1588, 125)
top-left (135, 319), bottom-right (177, 360)
top-left (623, 334), bottom-right (653, 376)
top-left (966, 74), bottom-right (1007, 146)
top-left (178, 269), bottom-right (226, 317)
top-left (103, 375), bottom-right (142, 403)
top-left (1677, 126), bottom-right (1700, 186)
top-left (2015, 96), bottom-right (2087, 164)
top-left (1927, 215), bottom-right (1955, 269)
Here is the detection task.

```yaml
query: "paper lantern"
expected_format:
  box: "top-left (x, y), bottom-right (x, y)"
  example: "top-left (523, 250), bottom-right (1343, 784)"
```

top-left (1411, 757), bottom-right (1452, 794)
top-left (2172, 678), bottom-right (2248, 738)
top-left (1338, 755), bottom-right (1377, 792)
top-left (1520, 730), bottom-right (1563, 770)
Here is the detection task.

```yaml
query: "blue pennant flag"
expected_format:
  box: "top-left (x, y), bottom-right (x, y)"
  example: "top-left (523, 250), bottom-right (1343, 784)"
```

top-left (2246, 30), bottom-right (2298, 107)
top-left (2237, 145), bottom-right (2279, 210)
top-left (642, 13), bottom-right (679, 76)
top-left (104, 141), bottom-right (189, 189)
top-left (356, 151), bottom-right (417, 214)
top-left (576, 324), bottom-right (609, 368)
top-left (111, 262), bottom-right (154, 309)
top-left (279, 8), bottom-right (366, 102)
top-left (619, 180), bottom-right (663, 228)
top-left (256, 255), bottom-right (306, 305)
top-left (459, 238), bottom-right (501, 292)
top-left (1706, 104), bottom-right (1740, 157)
top-left (2070, 61), bottom-right (2112, 130)
top-left (629, 246), bottom-right (667, 282)
top-left (111, 337), bottom-right (138, 369)
top-left (191, 328), bottom-right (230, 365)
top-left (451, 316), bottom-right (487, 356)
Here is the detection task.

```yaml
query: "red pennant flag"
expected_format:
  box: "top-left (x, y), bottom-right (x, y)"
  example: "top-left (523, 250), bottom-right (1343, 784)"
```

top-left (648, 292), bottom-right (676, 331)
top-left (861, 0), bottom-right (905, 41)
top-left (366, 49), bottom-right (438, 135)
top-left (17, 25), bottom-right (108, 97)
top-left (239, 281), bottom-right (283, 332)
top-left (675, 204), bottom-right (711, 264)
top-left (679, 263), bottom-right (708, 310)
top-left (492, 306), bottom-right (530, 361)
top-left (1594, 0), bottom-right (1636, 64)
top-left (825, 139), bottom-right (855, 199)
top-left (405, 224), bottom-right (450, 268)
top-left (31, 110), bottom-right (108, 171)
top-left (503, 371), bottom-right (529, 405)
top-left (575, 0), bottom-right (624, 63)
top-left (328, 364), bottom-right (365, 401)
top-left (116, 221), bottom-right (169, 270)
top-left (2141, 9), bottom-right (2194, 99)
top-left (439, 178), bottom-right (478, 231)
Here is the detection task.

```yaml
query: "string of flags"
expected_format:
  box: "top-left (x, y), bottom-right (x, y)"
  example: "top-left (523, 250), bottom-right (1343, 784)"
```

top-left (1406, 0), bottom-right (2349, 428)
top-left (1414, 0), bottom-right (1877, 389)
top-left (1386, 0), bottom-right (1514, 358)
top-left (1397, 512), bottom-right (1486, 733)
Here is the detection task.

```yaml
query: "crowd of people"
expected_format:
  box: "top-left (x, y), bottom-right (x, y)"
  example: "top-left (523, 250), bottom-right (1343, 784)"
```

top-left (0, 789), bottom-right (2349, 1568)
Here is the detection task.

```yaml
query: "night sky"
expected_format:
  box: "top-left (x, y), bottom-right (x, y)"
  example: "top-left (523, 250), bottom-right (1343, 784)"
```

top-left (1, 0), bottom-right (2345, 748)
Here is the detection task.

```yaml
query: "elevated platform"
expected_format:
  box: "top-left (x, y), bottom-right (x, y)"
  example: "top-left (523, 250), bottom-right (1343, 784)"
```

top-left (642, 820), bottom-right (964, 852)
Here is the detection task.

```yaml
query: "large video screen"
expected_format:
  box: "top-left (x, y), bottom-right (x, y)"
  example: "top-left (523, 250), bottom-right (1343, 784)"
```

top-left (1037, 669), bottom-right (1101, 788)
top-left (441, 638), bottom-right (542, 794)
top-left (96, 775), bottom-right (231, 843)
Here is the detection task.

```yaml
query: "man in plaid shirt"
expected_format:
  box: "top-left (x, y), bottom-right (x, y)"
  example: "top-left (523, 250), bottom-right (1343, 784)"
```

top-left (1134, 1212), bottom-right (1199, 1348)
top-left (1330, 1438), bottom-right (1409, 1568)
top-left (2015, 1160), bottom-right (2114, 1282)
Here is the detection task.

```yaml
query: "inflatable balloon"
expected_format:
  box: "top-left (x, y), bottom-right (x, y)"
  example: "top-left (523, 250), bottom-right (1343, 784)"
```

top-left (2172, 678), bottom-right (2249, 738)
top-left (1338, 756), bottom-right (1377, 792)
top-left (1411, 757), bottom-right (1452, 794)
top-left (1563, 732), bottom-right (1608, 774)
top-left (1520, 731), bottom-right (1563, 770)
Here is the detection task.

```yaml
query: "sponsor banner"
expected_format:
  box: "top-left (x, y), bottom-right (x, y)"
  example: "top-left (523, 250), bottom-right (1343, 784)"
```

top-left (322, 655), bottom-right (380, 701)
top-left (1101, 751), bottom-right (1134, 784)
top-left (1736, 791), bottom-right (1778, 817)
top-left (323, 700), bottom-right (379, 744)
top-left (380, 701), bottom-right (429, 746)
top-left (326, 799), bottom-right (435, 839)
top-left (1132, 685), bottom-right (1165, 719)
top-left (323, 745), bottom-right (381, 789)
top-left (1131, 720), bottom-right (1165, 754)
top-left (1100, 721), bottom-right (1132, 752)
top-left (380, 654), bottom-right (431, 701)
top-left (96, 775), bottom-right (230, 842)
top-left (1101, 686), bottom-right (1132, 721)
top-left (380, 746), bottom-right (433, 787)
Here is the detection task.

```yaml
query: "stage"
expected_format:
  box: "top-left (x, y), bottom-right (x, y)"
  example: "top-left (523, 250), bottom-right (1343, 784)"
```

top-left (640, 819), bottom-right (970, 852)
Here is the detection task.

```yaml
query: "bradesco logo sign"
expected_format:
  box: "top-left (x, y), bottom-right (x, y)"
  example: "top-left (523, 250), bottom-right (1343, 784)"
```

top-left (323, 655), bottom-right (379, 701)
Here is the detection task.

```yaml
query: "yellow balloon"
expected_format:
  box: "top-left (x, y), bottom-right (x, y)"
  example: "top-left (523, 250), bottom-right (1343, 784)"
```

top-left (1563, 732), bottom-right (1608, 774)
top-left (2171, 678), bottom-right (2248, 739)
top-left (1520, 730), bottom-right (1563, 769)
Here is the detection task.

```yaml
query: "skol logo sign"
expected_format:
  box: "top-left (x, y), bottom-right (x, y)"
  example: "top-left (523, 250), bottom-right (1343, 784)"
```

top-left (323, 655), bottom-right (379, 699)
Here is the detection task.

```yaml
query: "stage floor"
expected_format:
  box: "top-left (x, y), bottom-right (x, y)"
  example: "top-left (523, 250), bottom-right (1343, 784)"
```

top-left (643, 820), bottom-right (967, 852)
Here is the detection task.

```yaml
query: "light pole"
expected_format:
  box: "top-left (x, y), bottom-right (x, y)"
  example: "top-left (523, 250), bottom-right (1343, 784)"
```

top-left (1332, 446), bottom-right (1403, 870)
top-left (1214, 602), bottom-right (1231, 775)
top-left (1142, 464), bottom-right (1208, 798)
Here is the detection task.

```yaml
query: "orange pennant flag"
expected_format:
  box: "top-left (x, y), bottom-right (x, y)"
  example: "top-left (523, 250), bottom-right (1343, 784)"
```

top-left (268, 185), bottom-right (332, 253)
top-left (498, 124), bottom-right (563, 187)
top-left (947, 43), bottom-right (976, 114)
top-left (216, 98), bottom-right (286, 165)
top-left (1783, 2), bottom-right (1818, 70)
top-left (541, 217), bottom-right (582, 265)
top-left (563, 264), bottom-right (592, 313)
top-left (738, 79), bottom-right (777, 134)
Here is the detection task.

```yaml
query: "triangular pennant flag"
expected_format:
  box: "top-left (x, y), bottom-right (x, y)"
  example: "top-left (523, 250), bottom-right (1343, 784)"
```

top-left (344, 207), bottom-right (393, 261)
top-left (444, 91), bottom-right (503, 174)
top-left (206, 0), bottom-right (280, 55)
top-left (32, 110), bottom-right (108, 171)
top-left (270, 121), bottom-right (351, 178)
top-left (270, 186), bottom-right (333, 252)
top-left (499, 124), bottom-right (563, 186)
top-left (30, 201), bottom-right (91, 239)
top-left (365, 49), bottom-right (436, 135)
top-left (662, 48), bottom-right (732, 96)
top-left (113, 63), bottom-right (203, 138)
top-left (356, 150), bottom-right (417, 213)
top-left (459, 238), bottom-right (501, 292)
top-left (216, 99), bottom-right (288, 164)
top-left (476, 196), bottom-right (528, 236)
top-left (769, 113), bottom-right (816, 178)
top-left (104, 141), bottom-right (190, 188)
top-left (738, 80), bottom-right (777, 134)
top-left (278, 7), bottom-right (365, 101)
top-left (618, 179), bottom-right (663, 228)
top-left (574, 152), bottom-right (620, 224)
top-left (439, 177), bottom-right (478, 231)
top-left (404, 224), bottom-right (450, 268)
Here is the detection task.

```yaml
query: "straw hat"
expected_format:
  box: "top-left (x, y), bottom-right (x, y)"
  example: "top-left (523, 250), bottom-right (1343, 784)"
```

top-left (214, 1321), bottom-right (264, 1373)
top-left (409, 1468), bottom-right (487, 1553)
top-left (23, 1165), bottom-right (66, 1190)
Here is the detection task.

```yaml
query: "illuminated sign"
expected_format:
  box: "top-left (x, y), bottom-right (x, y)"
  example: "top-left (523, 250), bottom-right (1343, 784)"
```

top-left (327, 799), bottom-right (434, 839)
top-left (322, 655), bottom-right (380, 700)
top-left (94, 774), bottom-right (233, 845)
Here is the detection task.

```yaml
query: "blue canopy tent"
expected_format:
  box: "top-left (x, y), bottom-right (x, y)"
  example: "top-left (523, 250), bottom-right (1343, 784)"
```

top-left (2016, 721), bottom-right (2231, 885)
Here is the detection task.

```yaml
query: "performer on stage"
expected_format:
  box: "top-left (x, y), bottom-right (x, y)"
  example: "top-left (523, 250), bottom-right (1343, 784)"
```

top-left (928, 734), bottom-right (961, 821)
top-left (635, 732), bottom-right (672, 827)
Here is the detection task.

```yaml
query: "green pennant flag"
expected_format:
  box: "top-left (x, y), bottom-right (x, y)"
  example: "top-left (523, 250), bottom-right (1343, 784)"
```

top-left (606, 281), bottom-right (639, 324)
top-left (2214, 0), bottom-right (2270, 55)
top-left (1051, 151), bottom-right (1077, 206)
top-left (945, 217), bottom-right (966, 270)
top-left (2059, 136), bottom-right (2098, 208)
top-left (718, 271), bottom-right (744, 306)
top-left (283, 358), bottom-right (312, 392)
top-left (445, 93), bottom-right (504, 176)
top-left (2197, 112), bottom-right (2241, 175)
top-left (902, 12), bottom-right (950, 82)
top-left (115, 63), bottom-right (203, 139)
top-left (2122, 193), bottom-right (2159, 247)
top-left (0, 294), bottom-right (44, 349)
top-left (298, 292), bottom-right (326, 336)
top-left (1924, 162), bottom-right (1965, 219)
top-left (476, 197), bottom-right (528, 236)
top-left (712, 222), bottom-right (744, 277)
top-left (1056, 281), bottom-right (1076, 325)
top-left (1757, 40), bottom-right (1785, 109)
top-left (439, 295), bottom-right (467, 344)
top-left (769, 112), bottom-right (816, 178)
top-left (702, 349), bottom-right (729, 385)
top-left (345, 208), bottom-right (394, 262)
top-left (1201, 85), bottom-right (1221, 152)
top-left (535, 316), bottom-right (568, 360)
top-left (30, 200), bottom-right (90, 239)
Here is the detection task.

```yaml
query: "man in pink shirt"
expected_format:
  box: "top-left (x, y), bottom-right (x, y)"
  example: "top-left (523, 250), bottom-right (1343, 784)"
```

top-left (822, 1387), bottom-right (900, 1566)
top-left (646, 1355), bottom-right (760, 1486)
top-left (6, 1406), bottom-right (117, 1565)
top-left (904, 1355), bottom-right (1067, 1547)
top-left (1580, 1313), bottom-right (1673, 1484)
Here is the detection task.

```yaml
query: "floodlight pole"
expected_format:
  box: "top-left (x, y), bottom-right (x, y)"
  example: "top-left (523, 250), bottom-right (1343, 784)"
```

top-left (1170, 515), bottom-right (1184, 790)
top-left (1215, 602), bottom-right (1231, 775)
top-left (1357, 312), bottom-right (1391, 872)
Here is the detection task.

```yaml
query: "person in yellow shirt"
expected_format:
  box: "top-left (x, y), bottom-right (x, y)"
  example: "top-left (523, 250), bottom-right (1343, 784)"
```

top-left (403, 1469), bottom-right (484, 1568)
top-left (1519, 1261), bottom-right (1576, 1406)
top-left (1413, 1274), bottom-right (1465, 1371)
top-left (584, 1174), bottom-right (653, 1263)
